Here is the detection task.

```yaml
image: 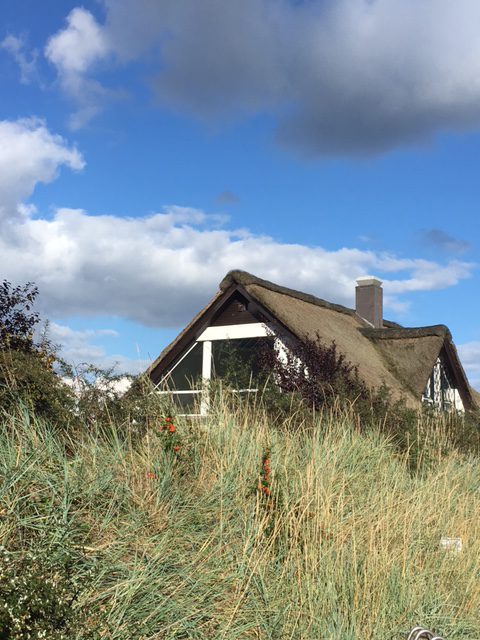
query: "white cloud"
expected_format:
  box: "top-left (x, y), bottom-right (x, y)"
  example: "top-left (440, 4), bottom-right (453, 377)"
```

top-left (0, 205), bottom-right (474, 328)
top-left (48, 322), bottom-right (147, 374)
top-left (45, 8), bottom-right (112, 128)
top-left (44, 0), bottom-right (480, 153)
top-left (0, 116), bottom-right (474, 338)
top-left (45, 8), bottom-right (109, 74)
top-left (457, 342), bottom-right (480, 390)
top-left (381, 260), bottom-right (475, 295)
top-left (1, 34), bottom-right (38, 84)
top-left (0, 118), bottom-right (84, 222)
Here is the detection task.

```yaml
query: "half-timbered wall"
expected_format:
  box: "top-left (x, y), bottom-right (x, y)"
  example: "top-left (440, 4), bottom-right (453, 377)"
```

top-left (422, 355), bottom-right (464, 412)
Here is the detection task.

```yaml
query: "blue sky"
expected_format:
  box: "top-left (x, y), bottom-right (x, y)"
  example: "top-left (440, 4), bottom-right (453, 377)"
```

top-left (1, 0), bottom-right (480, 386)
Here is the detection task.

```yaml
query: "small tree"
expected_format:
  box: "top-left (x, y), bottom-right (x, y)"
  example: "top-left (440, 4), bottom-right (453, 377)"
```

top-left (0, 349), bottom-right (76, 427)
top-left (0, 281), bottom-right (77, 427)
top-left (0, 280), bottom-right (40, 353)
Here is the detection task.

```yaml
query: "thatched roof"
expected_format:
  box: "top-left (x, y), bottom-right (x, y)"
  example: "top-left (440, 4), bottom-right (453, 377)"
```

top-left (148, 269), bottom-right (477, 410)
top-left (219, 270), bottom-right (402, 328)
top-left (471, 388), bottom-right (480, 407)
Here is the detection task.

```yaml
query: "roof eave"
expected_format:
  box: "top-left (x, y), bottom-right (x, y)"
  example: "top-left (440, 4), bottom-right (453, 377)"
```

top-left (443, 338), bottom-right (477, 411)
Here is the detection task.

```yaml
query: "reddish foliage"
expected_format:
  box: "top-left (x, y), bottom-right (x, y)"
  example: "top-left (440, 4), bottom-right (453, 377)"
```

top-left (260, 333), bottom-right (367, 410)
top-left (258, 448), bottom-right (272, 497)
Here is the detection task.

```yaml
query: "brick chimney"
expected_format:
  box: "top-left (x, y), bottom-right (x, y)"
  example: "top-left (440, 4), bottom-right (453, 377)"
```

top-left (355, 276), bottom-right (383, 328)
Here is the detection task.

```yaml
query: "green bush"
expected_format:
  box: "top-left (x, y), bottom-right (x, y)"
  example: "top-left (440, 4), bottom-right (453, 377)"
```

top-left (67, 365), bottom-right (175, 437)
top-left (0, 280), bottom-right (40, 355)
top-left (257, 334), bottom-right (480, 469)
top-left (0, 350), bottom-right (75, 428)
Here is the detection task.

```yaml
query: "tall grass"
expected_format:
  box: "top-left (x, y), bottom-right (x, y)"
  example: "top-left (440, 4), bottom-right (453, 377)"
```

top-left (1, 401), bottom-right (479, 639)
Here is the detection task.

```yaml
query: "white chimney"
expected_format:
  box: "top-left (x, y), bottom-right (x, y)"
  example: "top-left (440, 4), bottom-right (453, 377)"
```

top-left (355, 276), bottom-right (383, 328)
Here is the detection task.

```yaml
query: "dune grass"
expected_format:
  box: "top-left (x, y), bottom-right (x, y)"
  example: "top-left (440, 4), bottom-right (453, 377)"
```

top-left (1, 401), bottom-right (479, 639)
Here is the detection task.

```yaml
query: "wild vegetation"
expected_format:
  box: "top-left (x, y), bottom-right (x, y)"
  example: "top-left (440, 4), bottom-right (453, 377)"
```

top-left (1, 281), bottom-right (480, 639)
top-left (1, 399), bottom-right (480, 639)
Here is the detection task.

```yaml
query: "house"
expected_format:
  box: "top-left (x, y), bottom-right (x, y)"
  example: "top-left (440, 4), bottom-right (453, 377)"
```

top-left (147, 270), bottom-right (478, 415)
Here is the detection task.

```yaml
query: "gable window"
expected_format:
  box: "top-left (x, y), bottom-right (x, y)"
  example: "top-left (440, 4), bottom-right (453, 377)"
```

top-left (156, 323), bottom-right (273, 415)
top-left (164, 341), bottom-right (203, 390)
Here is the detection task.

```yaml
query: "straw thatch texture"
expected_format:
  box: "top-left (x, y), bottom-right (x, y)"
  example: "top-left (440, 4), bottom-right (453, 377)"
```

top-left (365, 334), bottom-right (445, 398)
top-left (471, 388), bottom-right (480, 406)
top-left (220, 270), bottom-right (401, 327)
top-left (244, 283), bottom-right (419, 405)
top-left (148, 269), bottom-right (476, 409)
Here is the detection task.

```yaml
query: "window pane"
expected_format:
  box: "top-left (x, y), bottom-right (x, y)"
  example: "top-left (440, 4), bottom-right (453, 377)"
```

top-left (170, 392), bottom-right (201, 412)
top-left (164, 342), bottom-right (203, 390)
top-left (212, 337), bottom-right (272, 388)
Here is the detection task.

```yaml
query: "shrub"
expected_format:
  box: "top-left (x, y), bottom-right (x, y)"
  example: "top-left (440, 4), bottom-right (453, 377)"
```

top-left (118, 373), bottom-right (180, 434)
top-left (66, 366), bottom-right (175, 437)
top-left (0, 281), bottom-right (76, 429)
top-left (258, 333), bottom-right (369, 421)
top-left (63, 362), bottom-right (132, 431)
top-left (0, 350), bottom-right (76, 428)
top-left (256, 332), bottom-right (480, 468)
top-left (0, 545), bottom-right (101, 640)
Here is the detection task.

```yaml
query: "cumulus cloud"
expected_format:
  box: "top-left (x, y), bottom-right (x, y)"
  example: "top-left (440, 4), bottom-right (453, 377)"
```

top-left (45, 8), bottom-right (113, 128)
top-left (0, 204), bottom-right (474, 327)
top-left (45, 8), bottom-right (109, 74)
top-left (0, 118), bottom-right (84, 222)
top-left (44, 0), bottom-right (480, 154)
top-left (1, 34), bottom-right (38, 84)
top-left (381, 259), bottom-right (474, 294)
top-left (457, 342), bottom-right (480, 390)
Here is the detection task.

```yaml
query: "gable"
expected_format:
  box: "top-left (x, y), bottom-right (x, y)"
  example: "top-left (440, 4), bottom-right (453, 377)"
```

top-left (367, 334), bottom-right (444, 398)
top-left (149, 288), bottom-right (276, 414)
top-left (422, 348), bottom-right (466, 411)
top-left (210, 291), bottom-right (259, 326)
top-left (363, 329), bottom-right (475, 410)
top-left (148, 285), bottom-right (274, 385)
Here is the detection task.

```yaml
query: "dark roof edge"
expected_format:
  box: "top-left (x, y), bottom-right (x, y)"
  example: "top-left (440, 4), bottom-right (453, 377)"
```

top-left (146, 287), bottom-right (229, 381)
top-left (220, 270), bottom-right (402, 328)
top-left (443, 339), bottom-right (477, 411)
top-left (360, 325), bottom-right (452, 341)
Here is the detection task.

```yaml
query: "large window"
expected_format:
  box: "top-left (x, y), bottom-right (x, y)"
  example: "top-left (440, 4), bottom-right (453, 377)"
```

top-left (163, 341), bottom-right (203, 391)
top-left (212, 337), bottom-right (272, 389)
top-left (156, 323), bottom-right (274, 415)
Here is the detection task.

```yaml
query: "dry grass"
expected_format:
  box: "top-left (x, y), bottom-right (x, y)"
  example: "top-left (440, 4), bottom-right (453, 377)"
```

top-left (1, 401), bottom-right (479, 639)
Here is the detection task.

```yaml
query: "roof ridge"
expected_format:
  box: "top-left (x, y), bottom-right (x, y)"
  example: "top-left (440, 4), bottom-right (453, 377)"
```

top-left (220, 269), bottom-right (403, 328)
top-left (361, 325), bottom-right (451, 340)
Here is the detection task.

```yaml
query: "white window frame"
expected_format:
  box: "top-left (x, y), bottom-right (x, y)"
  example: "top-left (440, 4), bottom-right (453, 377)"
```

top-left (200, 340), bottom-right (212, 415)
top-left (197, 322), bottom-right (269, 342)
